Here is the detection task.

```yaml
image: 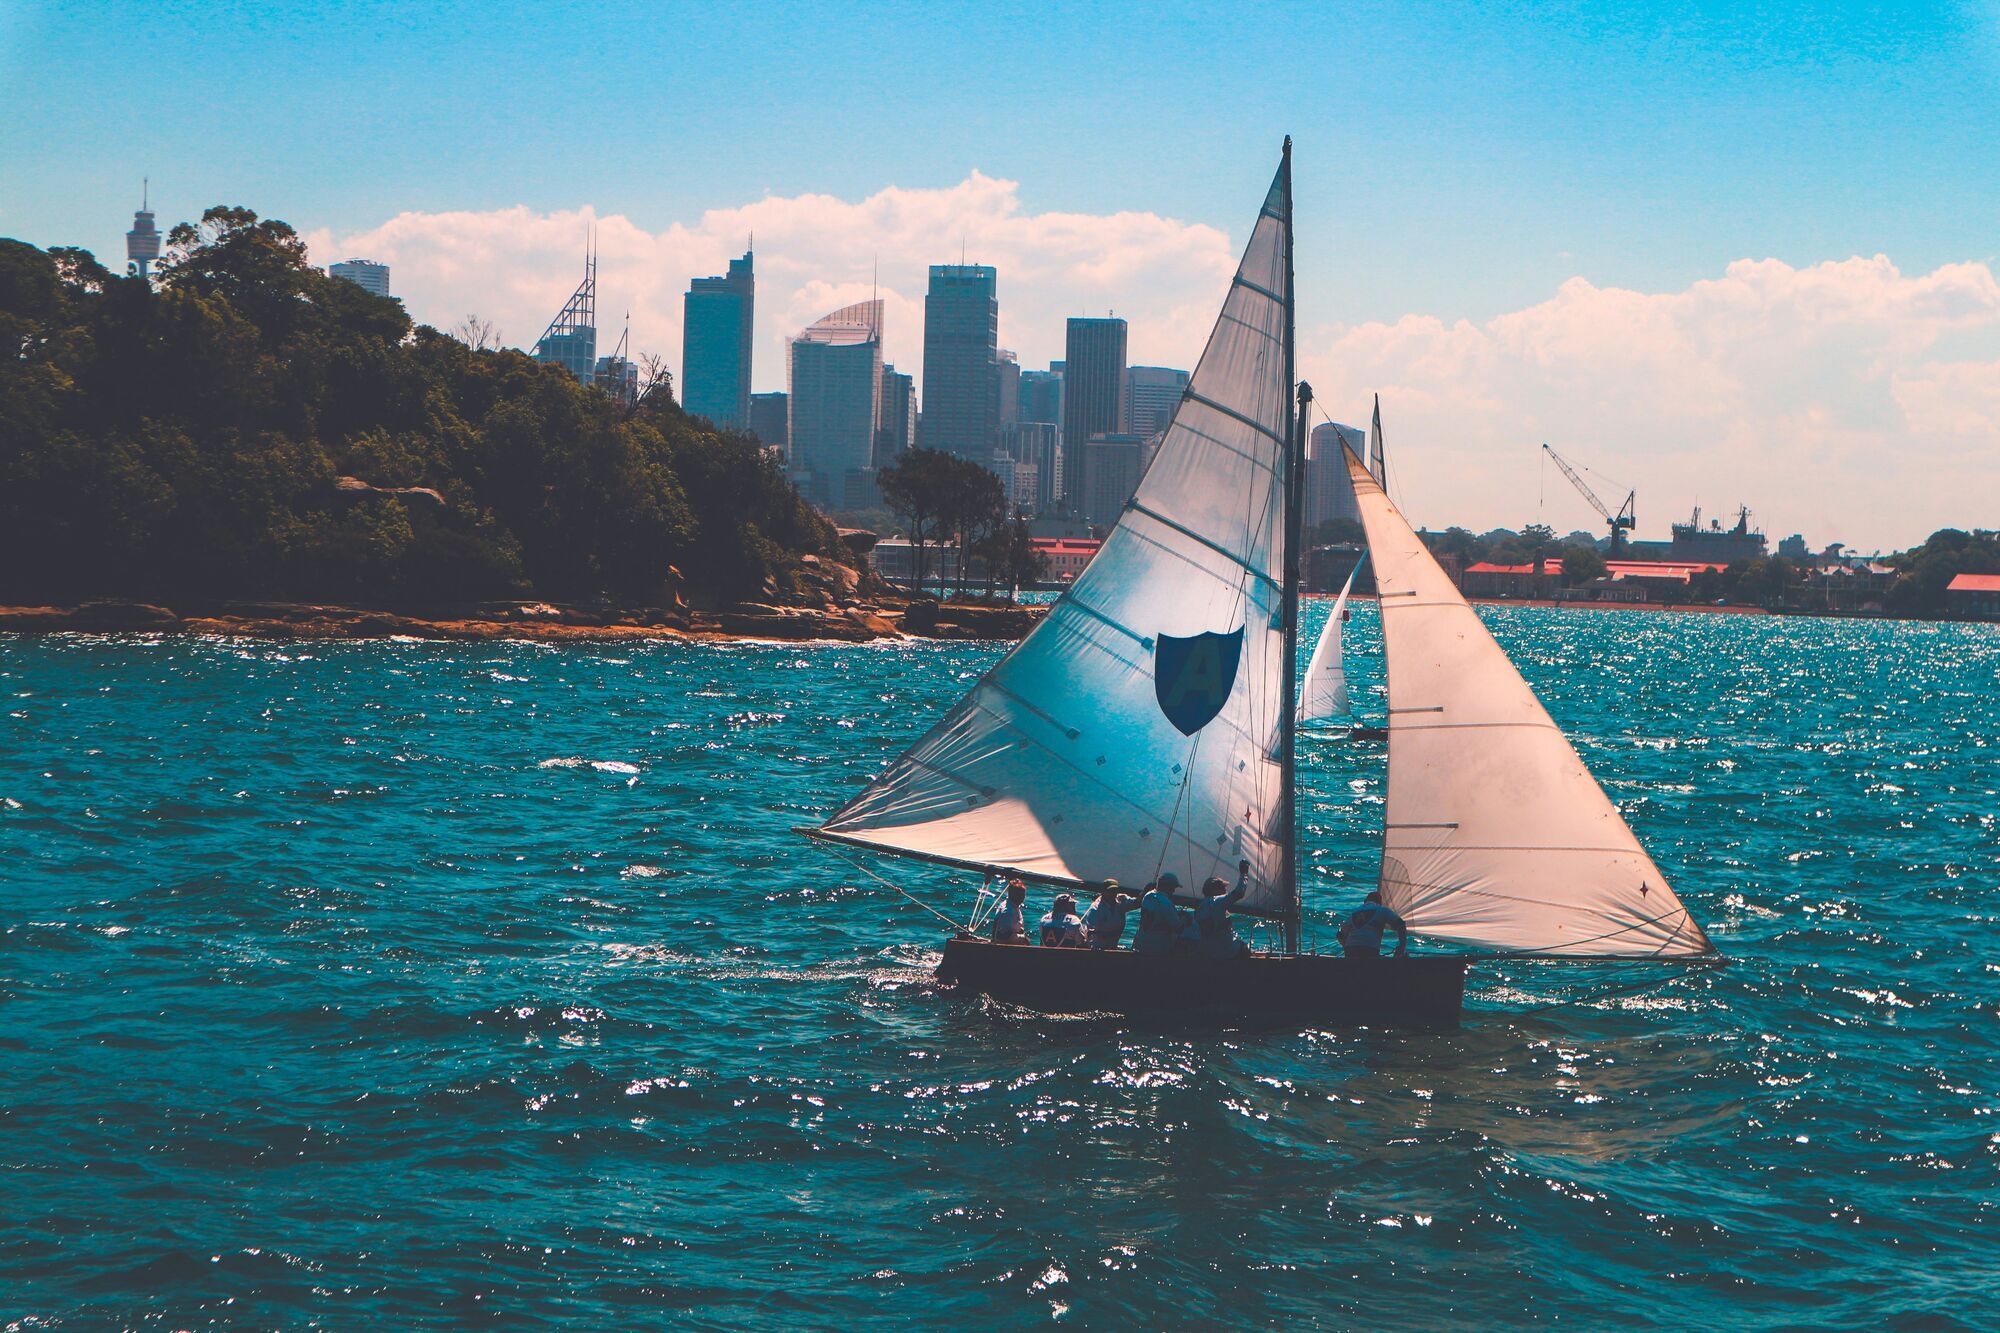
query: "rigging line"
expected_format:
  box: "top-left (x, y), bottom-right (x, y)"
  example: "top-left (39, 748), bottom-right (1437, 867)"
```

top-left (828, 848), bottom-right (971, 934)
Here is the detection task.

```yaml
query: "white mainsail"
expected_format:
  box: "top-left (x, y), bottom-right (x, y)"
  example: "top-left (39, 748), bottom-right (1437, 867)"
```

top-left (814, 154), bottom-right (1297, 917)
top-left (1299, 557), bottom-right (1359, 723)
top-left (1343, 446), bottom-right (1715, 957)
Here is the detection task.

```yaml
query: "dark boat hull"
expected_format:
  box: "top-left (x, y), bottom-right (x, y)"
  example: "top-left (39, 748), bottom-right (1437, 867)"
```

top-left (937, 938), bottom-right (1467, 1027)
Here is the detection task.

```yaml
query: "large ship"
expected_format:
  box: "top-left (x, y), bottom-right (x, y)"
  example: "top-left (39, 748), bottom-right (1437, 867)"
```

top-left (1670, 504), bottom-right (1767, 563)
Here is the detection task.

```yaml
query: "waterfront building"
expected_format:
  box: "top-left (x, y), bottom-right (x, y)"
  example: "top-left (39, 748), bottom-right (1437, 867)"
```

top-left (869, 537), bottom-right (961, 587)
top-left (682, 251), bottom-right (755, 430)
top-left (1305, 422), bottom-right (1364, 529)
top-left (998, 421), bottom-right (1062, 513)
top-left (877, 365), bottom-right (916, 466)
top-left (1031, 536), bottom-right (1102, 585)
top-left (329, 258), bottom-right (391, 298)
top-left (749, 391), bottom-right (789, 453)
top-left (1080, 431), bottom-right (1146, 525)
top-left (1124, 365), bottom-right (1189, 440)
top-left (1946, 572), bottom-right (2000, 620)
top-left (1062, 318), bottom-right (1127, 513)
top-left (788, 299), bottom-right (883, 511)
top-left (125, 183), bottom-right (160, 281)
top-left (920, 264), bottom-right (998, 460)
top-left (533, 251), bottom-right (597, 383)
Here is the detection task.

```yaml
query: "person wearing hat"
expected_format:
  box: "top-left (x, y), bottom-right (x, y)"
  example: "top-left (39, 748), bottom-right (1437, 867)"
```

top-left (1132, 874), bottom-right (1189, 954)
top-left (1039, 892), bottom-right (1088, 947)
top-left (1083, 880), bottom-right (1141, 950)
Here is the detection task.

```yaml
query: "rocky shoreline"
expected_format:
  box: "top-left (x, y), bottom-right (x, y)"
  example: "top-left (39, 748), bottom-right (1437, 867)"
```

top-left (0, 597), bottom-right (1046, 645)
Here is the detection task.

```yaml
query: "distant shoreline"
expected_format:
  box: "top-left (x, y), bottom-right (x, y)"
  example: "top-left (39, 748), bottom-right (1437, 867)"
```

top-left (0, 598), bottom-right (1046, 645)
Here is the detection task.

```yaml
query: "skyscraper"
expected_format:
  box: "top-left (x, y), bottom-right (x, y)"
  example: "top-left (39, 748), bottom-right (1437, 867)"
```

top-left (1124, 364), bottom-right (1189, 440)
top-left (788, 300), bottom-right (883, 510)
top-left (1305, 422), bottom-right (1365, 530)
top-left (1062, 318), bottom-right (1127, 514)
top-left (125, 182), bottom-right (159, 281)
top-left (877, 365), bottom-right (916, 466)
top-left (998, 420), bottom-right (1061, 513)
top-left (682, 251), bottom-right (754, 430)
top-left (330, 259), bottom-right (391, 298)
top-left (533, 250), bottom-right (597, 383)
top-left (749, 392), bottom-right (789, 453)
top-left (995, 348), bottom-right (1020, 426)
top-left (920, 264), bottom-right (998, 460)
top-left (1081, 432), bottom-right (1147, 524)
top-left (1019, 367), bottom-right (1063, 427)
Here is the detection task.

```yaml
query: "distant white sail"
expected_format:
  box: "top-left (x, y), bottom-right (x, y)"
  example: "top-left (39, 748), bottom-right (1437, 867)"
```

top-left (813, 158), bottom-right (1297, 916)
top-left (1343, 446), bottom-right (1715, 957)
top-left (1299, 557), bottom-right (1359, 723)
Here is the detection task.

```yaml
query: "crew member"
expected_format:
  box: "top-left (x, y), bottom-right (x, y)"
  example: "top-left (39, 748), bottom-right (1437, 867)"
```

top-left (1132, 874), bottom-right (1186, 954)
top-left (1039, 893), bottom-right (1088, 947)
top-left (990, 878), bottom-right (1029, 944)
top-left (1188, 860), bottom-right (1251, 959)
top-left (1084, 880), bottom-right (1140, 950)
top-left (1338, 891), bottom-right (1409, 958)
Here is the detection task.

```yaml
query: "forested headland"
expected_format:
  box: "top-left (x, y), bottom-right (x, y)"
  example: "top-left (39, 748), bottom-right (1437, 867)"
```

top-left (0, 207), bottom-right (857, 613)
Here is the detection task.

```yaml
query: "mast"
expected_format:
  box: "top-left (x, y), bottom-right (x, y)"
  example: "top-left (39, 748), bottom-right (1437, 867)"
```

top-left (1277, 136), bottom-right (1305, 955)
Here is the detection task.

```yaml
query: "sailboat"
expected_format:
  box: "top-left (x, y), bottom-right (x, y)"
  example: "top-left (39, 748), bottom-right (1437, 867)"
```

top-left (802, 140), bottom-right (1716, 1024)
top-left (1299, 554), bottom-right (1363, 727)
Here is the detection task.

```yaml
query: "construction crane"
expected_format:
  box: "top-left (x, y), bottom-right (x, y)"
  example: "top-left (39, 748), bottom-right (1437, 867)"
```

top-left (1542, 444), bottom-right (1636, 555)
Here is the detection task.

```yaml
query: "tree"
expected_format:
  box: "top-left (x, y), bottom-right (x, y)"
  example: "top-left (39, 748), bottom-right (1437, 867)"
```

top-left (1561, 545), bottom-right (1607, 587)
top-left (1308, 517), bottom-right (1365, 547)
top-left (879, 448), bottom-right (959, 594)
top-left (451, 315), bottom-right (502, 352)
top-left (0, 219), bottom-right (852, 610)
top-left (939, 461), bottom-right (1006, 597)
top-left (994, 514), bottom-right (1048, 602)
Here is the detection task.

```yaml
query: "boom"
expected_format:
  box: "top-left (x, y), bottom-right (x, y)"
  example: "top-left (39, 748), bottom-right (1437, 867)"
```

top-left (1543, 444), bottom-right (1636, 555)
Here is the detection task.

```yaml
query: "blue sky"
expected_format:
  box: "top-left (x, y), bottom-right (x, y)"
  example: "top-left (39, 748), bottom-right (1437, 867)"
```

top-left (5, 0), bottom-right (1998, 546)
top-left (8, 1), bottom-right (1997, 320)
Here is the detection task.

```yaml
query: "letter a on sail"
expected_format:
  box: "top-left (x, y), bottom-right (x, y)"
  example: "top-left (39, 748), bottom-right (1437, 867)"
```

top-left (1154, 629), bottom-right (1244, 735)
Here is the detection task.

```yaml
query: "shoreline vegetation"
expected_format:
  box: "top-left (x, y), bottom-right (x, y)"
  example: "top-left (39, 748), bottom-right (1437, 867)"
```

top-left (6, 586), bottom-right (1969, 650)
top-left (3, 207), bottom-right (1993, 629)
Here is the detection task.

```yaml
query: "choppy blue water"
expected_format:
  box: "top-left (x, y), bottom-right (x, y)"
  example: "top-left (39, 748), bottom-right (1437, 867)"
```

top-left (2, 607), bottom-right (1996, 1329)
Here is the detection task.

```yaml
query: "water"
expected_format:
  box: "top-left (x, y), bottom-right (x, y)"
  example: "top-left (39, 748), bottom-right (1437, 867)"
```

top-left (2, 608), bottom-right (1995, 1329)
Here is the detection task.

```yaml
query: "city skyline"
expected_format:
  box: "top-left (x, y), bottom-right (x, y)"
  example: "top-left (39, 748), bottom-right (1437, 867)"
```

top-left (11, 2), bottom-right (2000, 549)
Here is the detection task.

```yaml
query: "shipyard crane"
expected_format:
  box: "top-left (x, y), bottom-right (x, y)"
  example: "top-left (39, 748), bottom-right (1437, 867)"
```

top-left (1542, 444), bottom-right (1636, 555)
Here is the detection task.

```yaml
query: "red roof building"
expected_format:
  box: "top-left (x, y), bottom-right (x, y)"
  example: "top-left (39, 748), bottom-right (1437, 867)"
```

top-left (1031, 537), bottom-right (1102, 584)
top-left (1946, 572), bottom-right (2000, 619)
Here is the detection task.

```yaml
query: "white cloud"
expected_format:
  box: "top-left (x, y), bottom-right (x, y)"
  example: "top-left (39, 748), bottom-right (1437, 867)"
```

top-left (304, 173), bottom-right (1236, 397)
top-left (311, 181), bottom-right (2000, 551)
top-left (1302, 256), bottom-right (2000, 552)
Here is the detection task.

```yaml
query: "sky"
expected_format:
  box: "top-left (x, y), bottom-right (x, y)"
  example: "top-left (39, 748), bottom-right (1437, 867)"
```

top-left (5, 0), bottom-right (1999, 551)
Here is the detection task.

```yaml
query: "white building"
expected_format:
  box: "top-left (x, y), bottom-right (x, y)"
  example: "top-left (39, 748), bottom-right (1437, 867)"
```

top-left (329, 258), bottom-right (391, 298)
top-left (788, 299), bottom-right (884, 511)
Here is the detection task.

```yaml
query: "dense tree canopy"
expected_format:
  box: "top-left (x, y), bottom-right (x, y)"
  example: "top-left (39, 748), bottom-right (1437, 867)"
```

top-left (0, 209), bottom-right (849, 608)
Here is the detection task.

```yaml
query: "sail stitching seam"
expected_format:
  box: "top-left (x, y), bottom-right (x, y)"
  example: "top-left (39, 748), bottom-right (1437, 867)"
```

top-left (1185, 390), bottom-right (1287, 445)
top-left (1125, 501), bottom-right (1281, 591)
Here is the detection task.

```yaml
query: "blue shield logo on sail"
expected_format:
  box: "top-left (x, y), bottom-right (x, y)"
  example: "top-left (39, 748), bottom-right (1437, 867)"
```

top-left (1154, 628), bottom-right (1244, 735)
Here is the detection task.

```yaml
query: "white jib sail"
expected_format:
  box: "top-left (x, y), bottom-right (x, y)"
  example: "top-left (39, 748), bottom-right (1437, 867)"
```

top-left (816, 158), bottom-right (1296, 916)
top-left (1299, 557), bottom-right (1358, 723)
top-left (1342, 446), bottom-right (1716, 957)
